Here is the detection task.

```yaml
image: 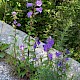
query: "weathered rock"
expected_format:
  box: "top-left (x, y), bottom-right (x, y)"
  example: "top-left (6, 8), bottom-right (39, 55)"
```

top-left (0, 61), bottom-right (19, 80)
top-left (0, 21), bottom-right (80, 80)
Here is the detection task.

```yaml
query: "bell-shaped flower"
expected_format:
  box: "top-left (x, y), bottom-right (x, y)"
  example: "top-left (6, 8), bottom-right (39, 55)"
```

top-left (27, 11), bottom-right (33, 18)
top-left (33, 37), bottom-right (40, 49)
top-left (33, 42), bottom-right (37, 49)
top-left (57, 61), bottom-right (63, 67)
top-left (20, 45), bottom-right (24, 51)
top-left (43, 44), bottom-right (48, 52)
top-left (36, 0), bottom-right (42, 6)
top-left (48, 53), bottom-right (53, 60)
top-left (66, 49), bottom-right (70, 54)
top-left (17, 23), bottom-right (21, 27)
top-left (26, 3), bottom-right (33, 8)
top-left (65, 57), bottom-right (69, 61)
top-left (12, 11), bottom-right (17, 16)
top-left (56, 51), bottom-right (62, 57)
top-left (46, 36), bottom-right (54, 46)
top-left (36, 37), bottom-right (40, 45)
top-left (33, 58), bottom-right (38, 61)
top-left (21, 57), bottom-right (25, 61)
top-left (43, 37), bottom-right (54, 52)
top-left (13, 20), bottom-right (17, 25)
top-left (36, 7), bottom-right (43, 13)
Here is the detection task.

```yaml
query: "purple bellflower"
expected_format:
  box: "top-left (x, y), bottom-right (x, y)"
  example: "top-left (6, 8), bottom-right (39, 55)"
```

top-left (26, 3), bottom-right (33, 8)
top-left (43, 43), bottom-right (52, 52)
top-left (33, 42), bottom-right (37, 49)
top-left (13, 20), bottom-right (17, 25)
top-left (36, 0), bottom-right (42, 7)
top-left (66, 49), bottom-right (70, 54)
top-left (65, 57), bottom-right (69, 61)
top-left (36, 7), bottom-right (43, 13)
top-left (21, 57), bottom-right (25, 61)
top-left (48, 53), bottom-right (53, 60)
top-left (27, 11), bottom-right (33, 18)
top-left (43, 37), bottom-right (54, 52)
top-left (17, 23), bottom-right (21, 27)
top-left (58, 61), bottom-right (63, 67)
top-left (12, 11), bottom-right (17, 16)
top-left (46, 36), bottom-right (54, 46)
top-left (36, 37), bottom-right (40, 45)
top-left (56, 51), bottom-right (62, 57)
top-left (43, 44), bottom-right (48, 52)
top-left (33, 38), bottom-right (40, 49)
top-left (33, 58), bottom-right (38, 61)
top-left (20, 45), bottom-right (24, 51)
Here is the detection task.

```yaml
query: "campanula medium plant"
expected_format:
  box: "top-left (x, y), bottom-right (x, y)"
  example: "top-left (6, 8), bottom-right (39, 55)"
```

top-left (8, 0), bottom-right (43, 79)
top-left (0, 0), bottom-right (80, 63)
top-left (0, 0), bottom-right (75, 80)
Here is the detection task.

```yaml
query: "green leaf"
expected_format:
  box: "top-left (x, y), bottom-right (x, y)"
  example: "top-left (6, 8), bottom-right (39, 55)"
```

top-left (0, 52), bottom-right (5, 58)
top-left (0, 44), bottom-right (9, 51)
top-left (20, 70), bottom-right (27, 78)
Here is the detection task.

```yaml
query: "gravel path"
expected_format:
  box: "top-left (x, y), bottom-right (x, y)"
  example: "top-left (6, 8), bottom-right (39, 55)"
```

top-left (0, 61), bottom-right (19, 80)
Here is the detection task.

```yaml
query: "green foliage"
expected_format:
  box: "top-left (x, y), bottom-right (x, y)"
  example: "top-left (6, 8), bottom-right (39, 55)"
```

top-left (0, 52), bottom-right (5, 58)
top-left (0, 0), bottom-right (79, 56)
top-left (0, 42), bottom-right (9, 51)
top-left (0, 0), bottom-right (80, 80)
top-left (30, 61), bottom-right (68, 80)
top-left (16, 60), bottom-right (28, 78)
top-left (0, 0), bottom-right (80, 53)
top-left (0, 42), bottom-right (9, 58)
top-left (31, 66), bottom-right (55, 80)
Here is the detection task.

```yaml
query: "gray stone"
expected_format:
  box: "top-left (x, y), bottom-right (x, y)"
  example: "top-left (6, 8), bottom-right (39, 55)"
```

top-left (0, 61), bottom-right (19, 80)
top-left (0, 21), bottom-right (80, 80)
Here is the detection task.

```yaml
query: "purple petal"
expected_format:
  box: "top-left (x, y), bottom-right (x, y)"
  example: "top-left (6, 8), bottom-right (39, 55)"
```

top-left (46, 36), bottom-right (54, 46)
top-left (43, 44), bottom-right (48, 52)
top-left (48, 53), bottom-right (53, 60)
top-left (65, 58), bottom-right (69, 61)
top-left (26, 3), bottom-right (33, 8)
top-left (37, 39), bottom-right (40, 45)
top-left (20, 45), bottom-right (24, 50)
top-left (36, 7), bottom-right (43, 13)
top-left (58, 61), bottom-right (62, 67)
top-left (17, 23), bottom-right (21, 27)
top-left (27, 11), bottom-right (33, 18)
top-left (33, 42), bottom-right (37, 49)
top-left (56, 52), bottom-right (62, 57)
top-left (13, 20), bottom-right (17, 25)
top-left (33, 58), bottom-right (38, 61)
top-left (43, 43), bottom-right (52, 52)
top-left (12, 11), bottom-right (17, 16)
top-left (66, 49), bottom-right (70, 54)
top-left (36, 37), bottom-right (40, 45)
top-left (36, 0), bottom-right (42, 6)
top-left (21, 57), bottom-right (25, 61)
top-left (47, 43), bottom-right (53, 49)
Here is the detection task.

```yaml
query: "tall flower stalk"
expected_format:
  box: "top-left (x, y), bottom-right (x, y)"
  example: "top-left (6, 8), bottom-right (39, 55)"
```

top-left (12, 11), bottom-right (21, 58)
top-left (12, 11), bottom-right (17, 58)
top-left (27, 17), bottom-right (33, 59)
top-left (14, 26), bottom-right (17, 58)
top-left (26, 0), bottom-right (43, 59)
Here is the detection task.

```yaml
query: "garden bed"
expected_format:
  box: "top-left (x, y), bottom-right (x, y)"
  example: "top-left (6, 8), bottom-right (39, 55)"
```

top-left (0, 21), bottom-right (80, 80)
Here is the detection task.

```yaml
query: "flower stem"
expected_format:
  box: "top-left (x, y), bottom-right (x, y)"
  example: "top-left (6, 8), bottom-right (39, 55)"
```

top-left (14, 27), bottom-right (17, 58)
